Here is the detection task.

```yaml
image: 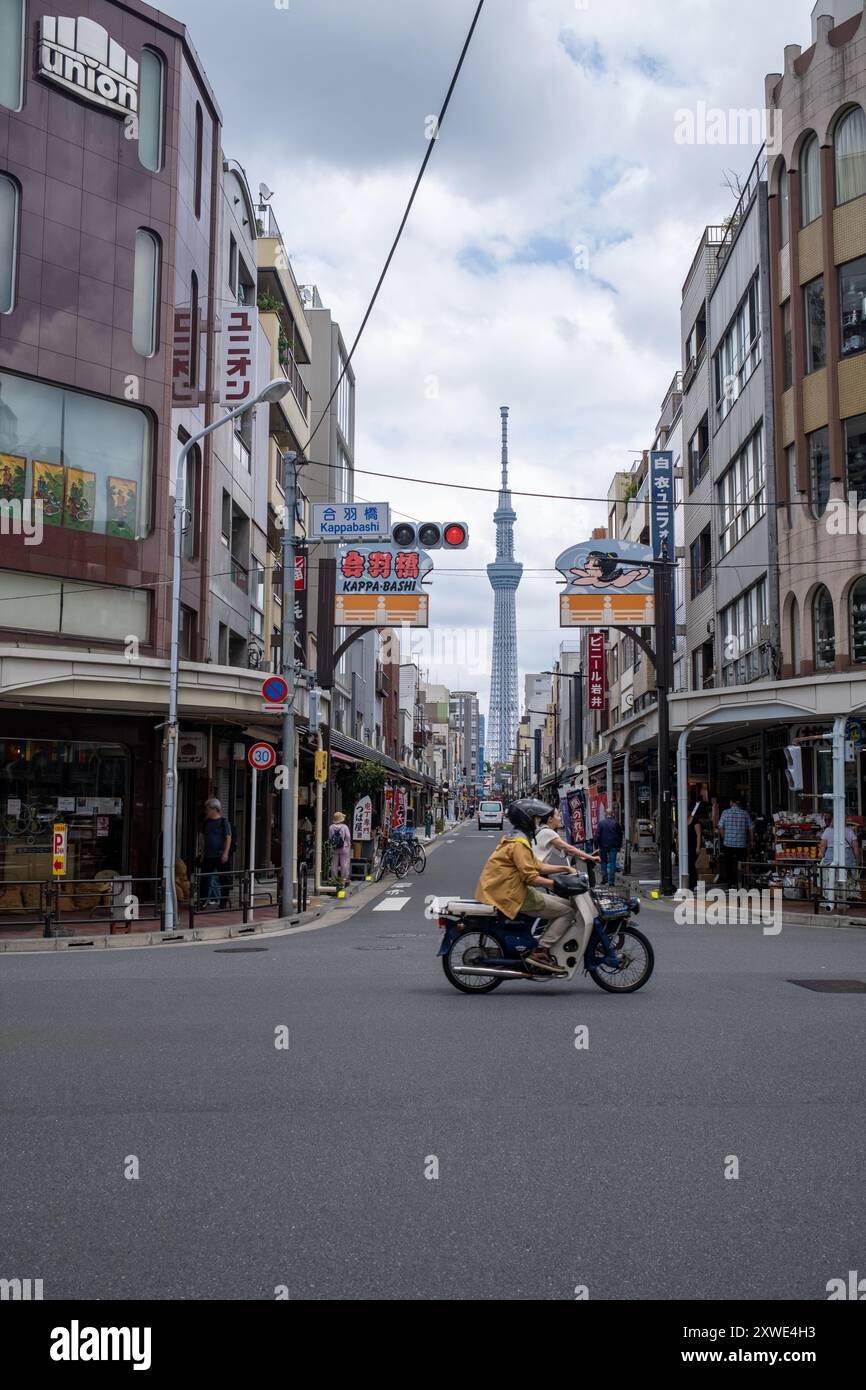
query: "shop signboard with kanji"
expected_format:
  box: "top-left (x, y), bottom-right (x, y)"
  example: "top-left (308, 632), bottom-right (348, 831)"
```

top-left (556, 539), bottom-right (654, 626)
top-left (220, 305), bottom-right (258, 407)
top-left (588, 632), bottom-right (606, 711)
top-left (335, 545), bottom-right (433, 627)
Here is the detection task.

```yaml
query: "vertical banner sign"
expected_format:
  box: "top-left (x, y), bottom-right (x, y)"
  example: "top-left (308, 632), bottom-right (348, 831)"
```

top-left (353, 796), bottom-right (373, 841)
top-left (588, 633), bottom-right (606, 711)
top-left (294, 550), bottom-right (308, 679)
top-left (650, 449), bottom-right (676, 633)
top-left (52, 823), bottom-right (67, 877)
top-left (221, 305), bottom-right (258, 406)
top-left (384, 787), bottom-right (394, 830)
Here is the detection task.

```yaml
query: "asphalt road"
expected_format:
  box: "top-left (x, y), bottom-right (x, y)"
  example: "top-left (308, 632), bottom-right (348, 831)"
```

top-left (1, 822), bottom-right (865, 1301)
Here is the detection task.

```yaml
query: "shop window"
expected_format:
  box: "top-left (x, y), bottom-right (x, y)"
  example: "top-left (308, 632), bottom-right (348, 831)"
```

top-left (835, 106), bottom-right (866, 206)
top-left (0, 369), bottom-right (152, 538)
top-left (850, 579), bottom-right (866, 665)
top-left (138, 47), bottom-right (165, 173)
top-left (132, 230), bottom-right (160, 358)
top-left (800, 134), bottom-right (821, 226)
top-left (0, 569), bottom-right (149, 640)
top-left (813, 586), bottom-right (835, 668)
top-left (0, 172), bottom-right (19, 313)
top-left (0, 739), bottom-right (131, 880)
top-left (0, 0), bottom-right (24, 112)
top-left (803, 275), bottom-right (825, 373)
top-left (808, 427), bottom-right (830, 519)
top-left (778, 161), bottom-right (789, 247)
top-left (840, 256), bottom-right (866, 358)
top-left (845, 414), bottom-right (866, 505)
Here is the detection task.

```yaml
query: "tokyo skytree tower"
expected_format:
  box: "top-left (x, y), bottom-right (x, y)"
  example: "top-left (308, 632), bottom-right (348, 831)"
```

top-left (486, 407), bottom-right (522, 766)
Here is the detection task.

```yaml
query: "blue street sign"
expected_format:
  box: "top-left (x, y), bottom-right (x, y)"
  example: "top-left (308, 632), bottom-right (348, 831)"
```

top-left (650, 451), bottom-right (674, 560)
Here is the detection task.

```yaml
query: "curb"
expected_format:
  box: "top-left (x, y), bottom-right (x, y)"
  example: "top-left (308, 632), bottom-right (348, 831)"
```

top-left (621, 885), bottom-right (866, 931)
top-left (0, 904), bottom-right (325, 955)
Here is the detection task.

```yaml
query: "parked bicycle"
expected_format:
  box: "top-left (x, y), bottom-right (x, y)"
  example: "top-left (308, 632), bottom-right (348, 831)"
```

top-left (374, 835), bottom-right (413, 881)
top-left (392, 826), bottom-right (426, 874)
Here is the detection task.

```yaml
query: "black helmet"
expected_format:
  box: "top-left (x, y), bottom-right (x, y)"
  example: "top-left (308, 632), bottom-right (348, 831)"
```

top-left (506, 797), bottom-right (554, 841)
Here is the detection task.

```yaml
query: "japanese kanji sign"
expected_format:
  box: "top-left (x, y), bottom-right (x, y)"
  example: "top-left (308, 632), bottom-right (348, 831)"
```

top-left (588, 632), bottom-right (606, 711)
top-left (311, 502), bottom-right (391, 541)
top-left (556, 539), bottom-right (654, 626)
top-left (650, 451), bottom-right (674, 560)
top-left (335, 545), bottom-right (433, 627)
top-left (220, 305), bottom-right (258, 406)
top-left (52, 823), bottom-right (67, 877)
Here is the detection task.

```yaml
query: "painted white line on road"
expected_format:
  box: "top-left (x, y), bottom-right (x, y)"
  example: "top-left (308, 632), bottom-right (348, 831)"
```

top-left (373, 897), bottom-right (411, 912)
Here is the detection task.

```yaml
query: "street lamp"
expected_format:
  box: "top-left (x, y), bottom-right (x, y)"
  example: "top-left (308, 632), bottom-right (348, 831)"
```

top-left (160, 378), bottom-right (292, 933)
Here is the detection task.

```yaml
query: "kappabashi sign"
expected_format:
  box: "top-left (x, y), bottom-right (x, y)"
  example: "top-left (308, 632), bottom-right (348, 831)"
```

top-left (587, 632), bottom-right (606, 711)
top-left (556, 539), bottom-right (654, 626)
top-left (39, 16), bottom-right (139, 117)
top-left (311, 503), bottom-right (391, 541)
top-left (335, 545), bottom-right (433, 627)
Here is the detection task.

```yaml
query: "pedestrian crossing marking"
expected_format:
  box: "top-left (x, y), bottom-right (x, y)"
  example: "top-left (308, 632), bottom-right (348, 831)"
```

top-left (373, 897), bottom-right (411, 912)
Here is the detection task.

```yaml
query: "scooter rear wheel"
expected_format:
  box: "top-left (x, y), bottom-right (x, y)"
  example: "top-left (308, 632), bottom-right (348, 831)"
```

top-left (588, 924), bottom-right (654, 993)
top-left (442, 930), bottom-right (504, 993)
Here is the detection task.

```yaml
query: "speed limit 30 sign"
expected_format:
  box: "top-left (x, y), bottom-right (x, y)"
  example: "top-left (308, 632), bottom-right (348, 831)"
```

top-left (248, 742), bottom-right (276, 771)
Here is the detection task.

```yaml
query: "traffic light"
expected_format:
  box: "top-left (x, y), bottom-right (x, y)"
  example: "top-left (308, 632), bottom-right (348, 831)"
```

top-left (390, 522), bottom-right (469, 550)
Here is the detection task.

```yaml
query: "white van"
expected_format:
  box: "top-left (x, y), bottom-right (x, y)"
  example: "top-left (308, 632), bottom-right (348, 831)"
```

top-left (477, 799), bottom-right (504, 830)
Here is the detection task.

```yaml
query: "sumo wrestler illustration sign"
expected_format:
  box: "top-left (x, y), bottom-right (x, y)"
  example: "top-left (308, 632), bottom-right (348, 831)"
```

top-left (556, 539), bottom-right (654, 626)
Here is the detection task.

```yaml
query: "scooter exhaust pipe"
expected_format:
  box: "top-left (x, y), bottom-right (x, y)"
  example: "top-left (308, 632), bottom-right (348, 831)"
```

top-left (454, 964), bottom-right (531, 979)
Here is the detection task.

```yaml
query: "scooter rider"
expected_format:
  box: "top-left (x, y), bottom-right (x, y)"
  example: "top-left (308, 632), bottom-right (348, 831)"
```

top-left (475, 798), bottom-right (589, 975)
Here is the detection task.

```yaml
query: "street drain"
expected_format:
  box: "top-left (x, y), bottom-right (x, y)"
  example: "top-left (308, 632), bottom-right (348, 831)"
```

top-left (789, 979), bottom-right (866, 993)
top-left (214, 946), bottom-right (269, 953)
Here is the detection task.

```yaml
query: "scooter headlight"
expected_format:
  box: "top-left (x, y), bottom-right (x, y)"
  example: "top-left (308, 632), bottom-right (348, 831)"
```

top-left (629, 896), bottom-right (640, 913)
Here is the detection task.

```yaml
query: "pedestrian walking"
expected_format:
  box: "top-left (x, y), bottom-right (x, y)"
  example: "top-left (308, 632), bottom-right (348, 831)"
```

top-left (329, 811), bottom-right (351, 884)
top-left (197, 798), bottom-right (233, 908)
top-left (687, 803), bottom-right (704, 892)
top-left (594, 810), bottom-right (624, 885)
top-left (718, 796), bottom-right (753, 888)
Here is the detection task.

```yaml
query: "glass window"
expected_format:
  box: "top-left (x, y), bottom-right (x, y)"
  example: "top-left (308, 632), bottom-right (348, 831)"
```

top-left (782, 299), bottom-right (792, 390)
top-left (181, 439), bottom-right (199, 560)
top-left (720, 579), bottom-right (767, 685)
top-left (778, 161), bottom-right (789, 247)
top-left (785, 444), bottom-right (797, 526)
top-left (0, 0), bottom-right (24, 112)
top-left (809, 427), bottom-right (830, 519)
top-left (813, 586), bottom-right (835, 668)
top-left (850, 579), bottom-right (866, 664)
top-left (800, 134), bottom-right (822, 226)
top-left (713, 275), bottom-right (761, 420)
top-left (0, 569), bottom-right (150, 640)
top-left (804, 276), bottom-right (825, 373)
top-left (132, 230), bottom-right (160, 357)
top-left (0, 369), bottom-right (152, 539)
top-left (840, 256), bottom-right (866, 358)
top-left (0, 172), bottom-right (18, 313)
top-left (835, 106), bottom-right (866, 206)
top-left (138, 47), bottom-right (165, 173)
top-left (194, 103), bottom-right (204, 221)
top-left (790, 597), bottom-right (801, 674)
top-left (719, 430), bottom-right (765, 555)
top-left (189, 272), bottom-right (199, 390)
top-left (845, 414), bottom-right (866, 505)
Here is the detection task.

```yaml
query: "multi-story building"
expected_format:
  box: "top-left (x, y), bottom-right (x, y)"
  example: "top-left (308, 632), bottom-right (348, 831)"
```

top-left (450, 690), bottom-right (480, 794)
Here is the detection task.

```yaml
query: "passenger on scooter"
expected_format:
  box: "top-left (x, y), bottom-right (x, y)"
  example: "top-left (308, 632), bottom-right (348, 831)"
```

top-left (475, 798), bottom-right (592, 975)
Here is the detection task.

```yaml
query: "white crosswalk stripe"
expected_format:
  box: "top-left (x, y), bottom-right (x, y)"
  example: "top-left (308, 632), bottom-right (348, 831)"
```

top-left (373, 896), bottom-right (411, 912)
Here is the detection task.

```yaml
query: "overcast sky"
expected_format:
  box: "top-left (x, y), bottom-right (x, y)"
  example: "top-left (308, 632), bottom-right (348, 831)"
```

top-left (170, 0), bottom-right (812, 720)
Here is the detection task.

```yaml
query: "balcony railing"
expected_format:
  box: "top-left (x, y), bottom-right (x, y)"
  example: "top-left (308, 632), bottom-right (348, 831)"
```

top-left (682, 340), bottom-right (707, 394)
top-left (280, 344), bottom-right (310, 419)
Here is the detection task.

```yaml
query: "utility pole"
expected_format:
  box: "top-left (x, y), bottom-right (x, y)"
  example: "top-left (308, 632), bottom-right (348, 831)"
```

top-left (279, 450), bottom-right (298, 919)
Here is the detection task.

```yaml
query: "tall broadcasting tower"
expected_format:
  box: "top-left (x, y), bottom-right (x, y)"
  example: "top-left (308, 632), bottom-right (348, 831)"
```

top-left (486, 407), bottom-right (522, 766)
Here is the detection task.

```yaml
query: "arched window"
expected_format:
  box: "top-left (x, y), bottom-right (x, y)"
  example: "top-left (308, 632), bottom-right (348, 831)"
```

top-left (835, 106), bottom-right (866, 206)
top-left (0, 172), bottom-right (19, 314)
top-left (800, 134), bottom-right (822, 226)
top-left (0, 0), bottom-right (24, 112)
top-left (132, 230), bottom-right (160, 357)
top-left (138, 47), bottom-right (165, 173)
top-left (813, 586), bottom-right (835, 668)
top-left (790, 597), bottom-right (801, 674)
top-left (194, 103), bottom-right (204, 220)
top-left (189, 271), bottom-right (199, 389)
top-left (778, 161), bottom-right (789, 247)
top-left (851, 579), bottom-right (866, 664)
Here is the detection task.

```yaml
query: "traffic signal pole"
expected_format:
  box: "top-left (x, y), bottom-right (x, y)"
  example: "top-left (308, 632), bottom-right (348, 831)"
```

top-left (279, 452), bottom-right (297, 919)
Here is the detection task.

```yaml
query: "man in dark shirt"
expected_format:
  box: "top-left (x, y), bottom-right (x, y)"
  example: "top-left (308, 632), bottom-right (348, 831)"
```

top-left (594, 812), bottom-right (624, 885)
top-left (199, 798), bottom-right (232, 907)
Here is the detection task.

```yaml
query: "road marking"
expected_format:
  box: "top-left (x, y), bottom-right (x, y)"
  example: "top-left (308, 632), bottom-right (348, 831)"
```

top-left (373, 896), bottom-right (411, 912)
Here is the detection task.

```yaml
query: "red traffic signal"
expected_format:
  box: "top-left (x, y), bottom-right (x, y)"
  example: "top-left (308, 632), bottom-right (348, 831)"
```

top-left (389, 522), bottom-right (469, 550)
top-left (443, 522), bottom-right (468, 548)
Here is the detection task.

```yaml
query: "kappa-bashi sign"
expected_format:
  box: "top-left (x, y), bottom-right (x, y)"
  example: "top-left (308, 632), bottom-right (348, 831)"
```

top-left (335, 545), bottom-right (433, 628)
top-left (587, 632), bottom-right (606, 711)
top-left (311, 503), bottom-right (391, 541)
top-left (220, 306), bottom-right (258, 406)
top-left (556, 539), bottom-right (654, 626)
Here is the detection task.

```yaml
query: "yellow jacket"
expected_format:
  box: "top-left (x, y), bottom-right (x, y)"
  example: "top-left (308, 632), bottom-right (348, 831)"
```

top-left (476, 834), bottom-right (545, 919)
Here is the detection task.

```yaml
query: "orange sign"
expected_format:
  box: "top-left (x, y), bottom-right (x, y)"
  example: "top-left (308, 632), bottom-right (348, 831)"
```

top-left (52, 823), bottom-right (67, 877)
top-left (335, 593), bottom-right (429, 627)
top-left (560, 592), bottom-right (654, 626)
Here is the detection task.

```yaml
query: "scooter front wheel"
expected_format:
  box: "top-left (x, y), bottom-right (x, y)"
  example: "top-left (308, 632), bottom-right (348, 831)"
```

top-left (588, 924), bottom-right (654, 993)
top-left (442, 930), bottom-right (504, 993)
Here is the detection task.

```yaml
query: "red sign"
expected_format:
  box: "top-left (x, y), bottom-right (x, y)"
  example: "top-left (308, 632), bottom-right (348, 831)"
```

top-left (248, 742), bottom-right (277, 771)
top-left (588, 633), bottom-right (606, 711)
top-left (294, 554), bottom-right (306, 591)
top-left (262, 675), bottom-right (288, 705)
